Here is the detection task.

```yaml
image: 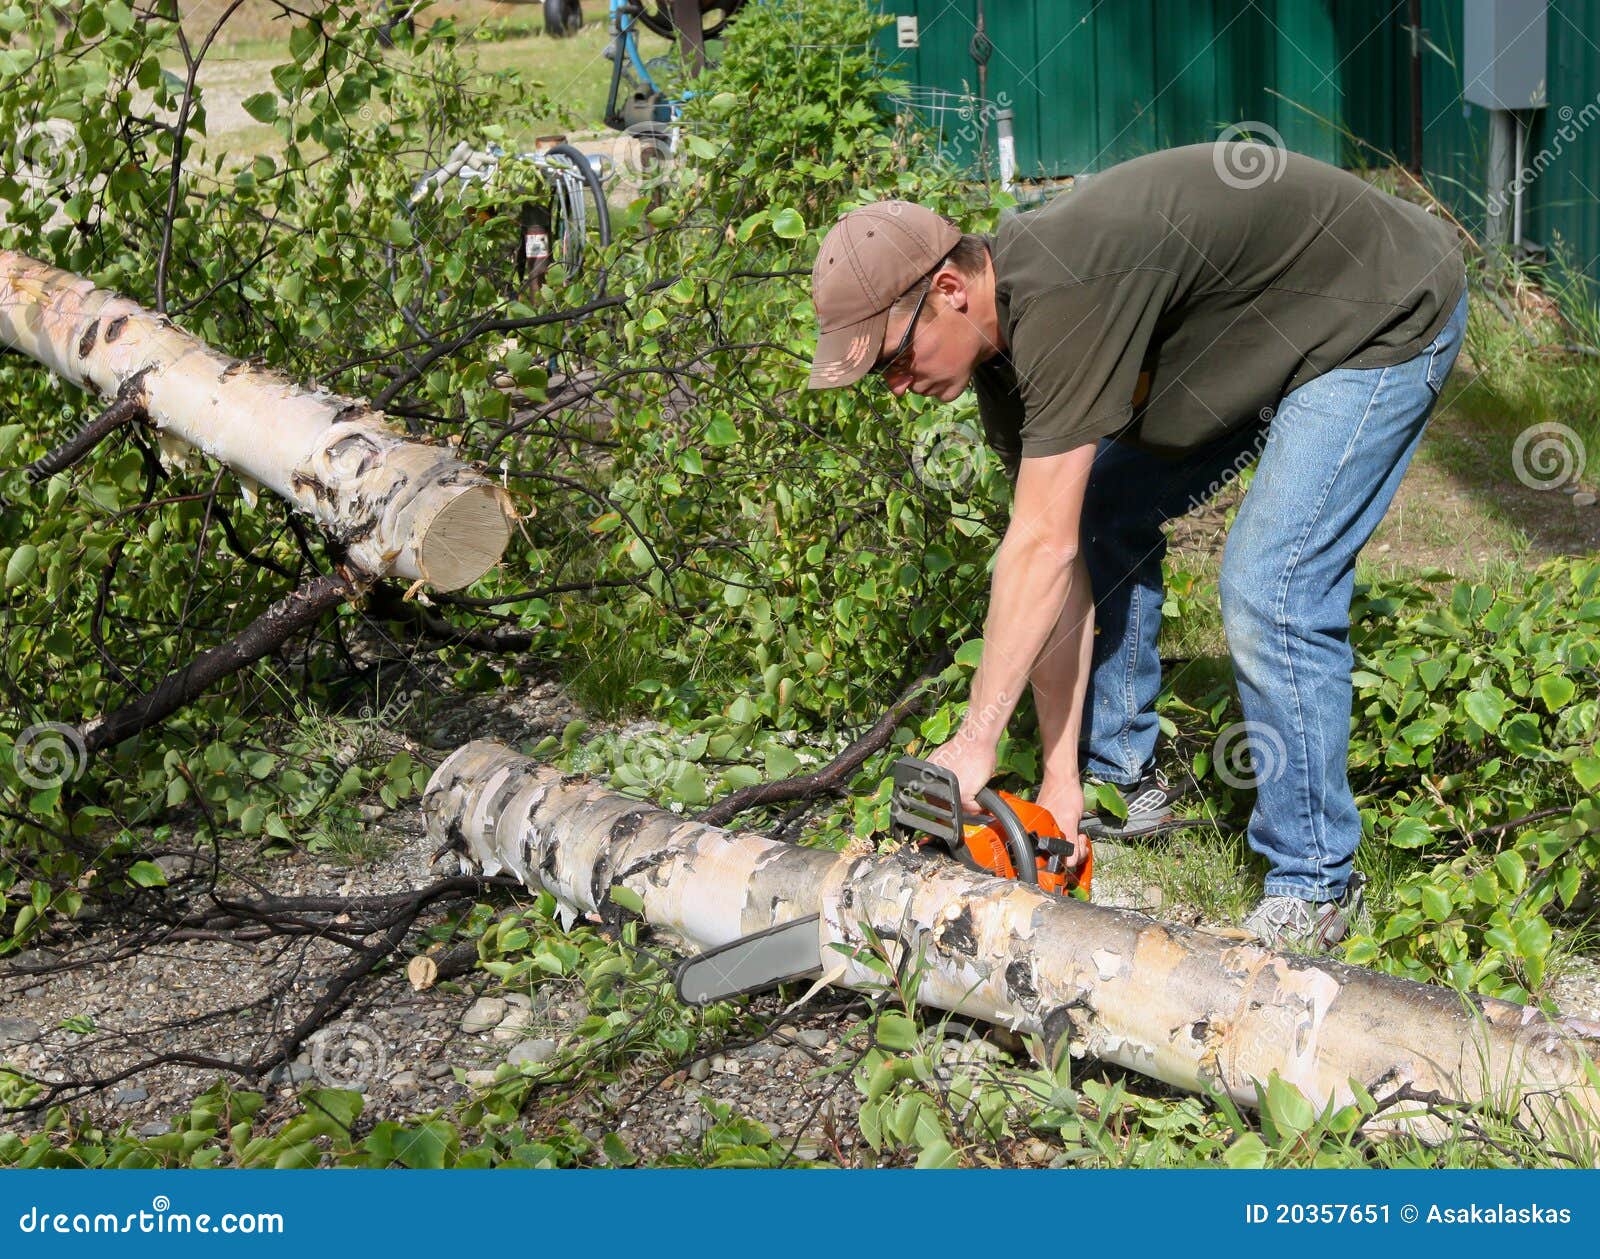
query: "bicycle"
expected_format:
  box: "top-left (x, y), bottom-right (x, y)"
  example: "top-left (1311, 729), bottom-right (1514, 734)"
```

top-left (602, 1), bottom-right (747, 132)
top-left (391, 138), bottom-right (612, 325)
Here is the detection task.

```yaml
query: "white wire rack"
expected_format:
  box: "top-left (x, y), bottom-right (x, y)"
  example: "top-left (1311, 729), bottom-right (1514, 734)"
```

top-left (885, 85), bottom-right (998, 176)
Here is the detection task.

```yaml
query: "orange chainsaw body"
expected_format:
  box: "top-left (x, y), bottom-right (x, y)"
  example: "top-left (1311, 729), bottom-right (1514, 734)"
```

top-left (958, 791), bottom-right (1092, 899)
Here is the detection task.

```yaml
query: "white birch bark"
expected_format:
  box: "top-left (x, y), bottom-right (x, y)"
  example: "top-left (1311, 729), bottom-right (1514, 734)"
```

top-left (0, 251), bottom-right (512, 590)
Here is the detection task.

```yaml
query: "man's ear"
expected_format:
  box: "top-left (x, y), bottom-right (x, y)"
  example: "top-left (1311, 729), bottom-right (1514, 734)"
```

top-left (932, 266), bottom-right (969, 314)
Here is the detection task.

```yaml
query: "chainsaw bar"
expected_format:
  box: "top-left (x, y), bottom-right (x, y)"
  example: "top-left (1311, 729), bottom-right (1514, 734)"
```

top-left (673, 913), bottom-right (823, 1006)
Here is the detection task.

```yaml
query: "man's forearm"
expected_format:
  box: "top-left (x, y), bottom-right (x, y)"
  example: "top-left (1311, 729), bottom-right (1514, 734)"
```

top-left (962, 532), bottom-right (1080, 747)
top-left (1030, 550), bottom-right (1095, 793)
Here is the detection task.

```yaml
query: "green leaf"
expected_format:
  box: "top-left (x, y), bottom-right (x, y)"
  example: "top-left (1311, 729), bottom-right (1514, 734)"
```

top-left (1538, 673), bottom-right (1576, 712)
top-left (126, 861), bottom-right (168, 889)
top-left (1420, 885), bottom-right (1452, 922)
top-left (770, 207), bottom-right (806, 239)
top-left (1493, 850), bottom-right (1526, 894)
top-left (1500, 712), bottom-right (1544, 757)
top-left (1463, 687), bottom-right (1508, 733)
top-left (4, 544), bottom-right (38, 589)
top-left (703, 416), bottom-right (739, 447)
top-left (1556, 864), bottom-right (1581, 908)
top-left (875, 1011), bottom-right (917, 1051)
top-left (1573, 757), bottom-right (1600, 795)
top-left (241, 92), bottom-right (278, 124)
top-left (609, 885), bottom-right (644, 914)
top-left (762, 743), bottom-right (800, 779)
top-left (389, 1121), bottom-right (454, 1169)
top-left (1262, 1074), bottom-right (1316, 1136)
top-left (1387, 816), bottom-right (1432, 849)
top-left (913, 1138), bottom-right (959, 1168)
top-left (385, 215), bottom-right (414, 247)
top-left (1399, 718), bottom-right (1443, 746)
top-left (601, 1132), bottom-right (637, 1167)
top-left (1222, 1132), bottom-right (1269, 1168)
top-left (953, 638), bottom-right (984, 670)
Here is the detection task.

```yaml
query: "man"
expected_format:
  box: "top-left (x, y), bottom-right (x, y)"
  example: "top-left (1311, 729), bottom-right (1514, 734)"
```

top-left (805, 143), bottom-right (1466, 951)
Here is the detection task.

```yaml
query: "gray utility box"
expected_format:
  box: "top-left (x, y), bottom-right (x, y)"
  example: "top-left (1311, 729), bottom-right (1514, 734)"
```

top-left (1463, 1), bottom-right (1549, 110)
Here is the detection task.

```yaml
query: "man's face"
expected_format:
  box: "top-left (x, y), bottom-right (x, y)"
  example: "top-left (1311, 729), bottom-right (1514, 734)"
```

top-left (876, 269), bottom-right (983, 403)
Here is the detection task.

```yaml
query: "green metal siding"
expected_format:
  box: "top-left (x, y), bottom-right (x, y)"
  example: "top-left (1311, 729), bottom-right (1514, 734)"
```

top-left (877, 2), bottom-right (1600, 286)
top-left (876, 1), bottom-right (1396, 177)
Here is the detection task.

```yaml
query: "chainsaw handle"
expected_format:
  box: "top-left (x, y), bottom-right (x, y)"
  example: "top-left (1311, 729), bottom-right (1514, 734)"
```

top-left (975, 787), bottom-right (1038, 886)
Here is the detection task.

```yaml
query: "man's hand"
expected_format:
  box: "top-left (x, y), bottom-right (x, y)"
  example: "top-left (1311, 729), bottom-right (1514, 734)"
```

top-left (922, 728), bottom-right (997, 815)
top-left (1035, 780), bottom-right (1090, 872)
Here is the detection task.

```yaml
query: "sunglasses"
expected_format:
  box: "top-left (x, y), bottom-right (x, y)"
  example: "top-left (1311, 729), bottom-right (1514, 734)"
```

top-left (871, 278), bottom-right (932, 377)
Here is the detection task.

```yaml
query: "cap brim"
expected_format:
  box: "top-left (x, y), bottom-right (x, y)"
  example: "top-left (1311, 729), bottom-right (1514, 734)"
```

top-left (806, 307), bottom-right (890, 390)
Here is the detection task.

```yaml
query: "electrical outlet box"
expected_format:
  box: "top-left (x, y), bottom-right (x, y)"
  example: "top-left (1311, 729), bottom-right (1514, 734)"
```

top-left (1464, 0), bottom-right (1548, 110)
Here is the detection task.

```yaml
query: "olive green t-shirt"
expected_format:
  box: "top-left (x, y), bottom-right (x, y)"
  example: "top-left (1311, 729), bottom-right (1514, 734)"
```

top-left (972, 144), bottom-right (1465, 476)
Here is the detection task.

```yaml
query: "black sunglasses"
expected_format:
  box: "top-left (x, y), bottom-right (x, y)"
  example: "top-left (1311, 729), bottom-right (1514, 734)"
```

top-left (871, 278), bottom-right (932, 377)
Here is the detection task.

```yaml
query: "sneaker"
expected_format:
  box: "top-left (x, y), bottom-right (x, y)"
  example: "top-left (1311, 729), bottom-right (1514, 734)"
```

top-left (1080, 764), bottom-right (1187, 839)
top-left (1242, 875), bottom-right (1366, 953)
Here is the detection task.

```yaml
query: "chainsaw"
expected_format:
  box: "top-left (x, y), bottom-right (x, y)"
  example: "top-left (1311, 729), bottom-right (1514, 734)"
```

top-left (673, 756), bottom-right (1091, 1006)
top-left (889, 755), bottom-right (1092, 899)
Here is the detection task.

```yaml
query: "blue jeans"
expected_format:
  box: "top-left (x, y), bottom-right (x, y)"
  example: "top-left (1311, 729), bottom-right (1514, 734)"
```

top-left (1078, 289), bottom-right (1468, 900)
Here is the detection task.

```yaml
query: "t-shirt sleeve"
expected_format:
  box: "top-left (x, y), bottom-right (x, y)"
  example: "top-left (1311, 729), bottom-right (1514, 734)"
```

top-left (1009, 270), bottom-right (1173, 457)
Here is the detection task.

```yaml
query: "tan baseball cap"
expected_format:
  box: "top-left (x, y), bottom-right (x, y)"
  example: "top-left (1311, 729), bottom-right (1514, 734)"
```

top-left (807, 200), bottom-right (962, 389)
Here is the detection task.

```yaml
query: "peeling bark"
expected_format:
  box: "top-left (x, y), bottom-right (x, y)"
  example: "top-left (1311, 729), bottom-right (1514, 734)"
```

top-left (425, 741), bottom-right (1600, 1152)
top-left (0, 251), bottom-right (513, 590)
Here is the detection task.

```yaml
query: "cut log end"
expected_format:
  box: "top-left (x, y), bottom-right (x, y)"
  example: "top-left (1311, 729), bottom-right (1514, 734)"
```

top-left (416, 484), bottom-right (515, 592)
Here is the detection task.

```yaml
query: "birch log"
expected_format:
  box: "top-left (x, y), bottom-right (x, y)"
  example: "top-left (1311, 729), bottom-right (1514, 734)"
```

top-left (0, 251), bottom-right (512, 590)
top-left (425, 741), bottom-right (1600, 1152)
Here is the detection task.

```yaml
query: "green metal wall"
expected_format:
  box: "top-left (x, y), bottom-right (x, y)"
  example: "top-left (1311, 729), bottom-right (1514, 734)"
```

top-left (876, 1), bottom-right (1405, 178)
top-left (876, 2), bottom-right (1600, 285)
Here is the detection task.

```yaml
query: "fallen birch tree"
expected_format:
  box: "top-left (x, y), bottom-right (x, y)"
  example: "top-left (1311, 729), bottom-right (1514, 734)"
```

top-left (0, 250), bottom-right (513, 591)
top-left (425, 740), bottom-right (1600, 1154)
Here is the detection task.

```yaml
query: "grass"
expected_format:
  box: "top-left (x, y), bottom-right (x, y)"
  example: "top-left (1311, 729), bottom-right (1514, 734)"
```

top-left (178, 2), bottom-right (682, 166)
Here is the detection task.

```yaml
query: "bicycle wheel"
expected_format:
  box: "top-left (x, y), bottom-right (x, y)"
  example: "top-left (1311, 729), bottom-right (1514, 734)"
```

top-left (633, 1), bottom-right (746, 40)
top-left (544, 0), bottom-right (582, 36)
top-left (544, 143), bottom-right (611, 290)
